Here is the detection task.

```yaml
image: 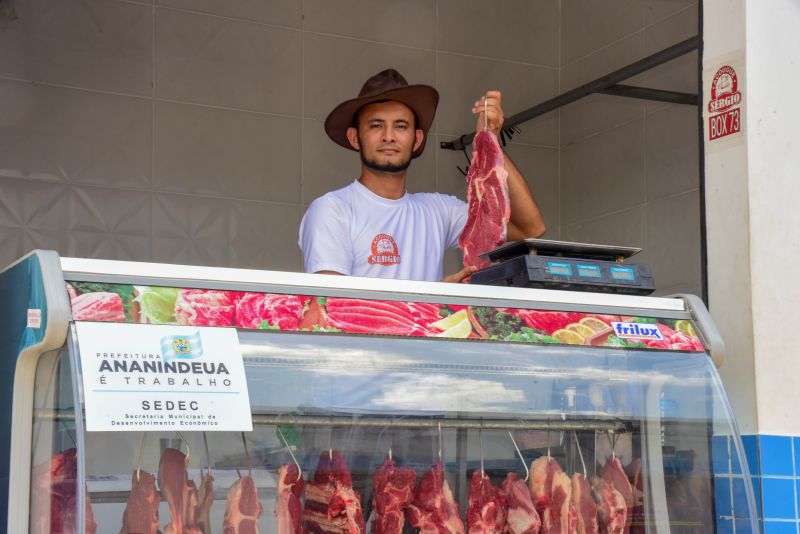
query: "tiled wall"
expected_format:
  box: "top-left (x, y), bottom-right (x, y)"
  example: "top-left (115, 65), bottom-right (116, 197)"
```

top-left (0, 0), bottom-right (701, 294)
top-left (714, 434), bottom-right (800, 533)
top-left (557, 1), bottom-right (702, 297)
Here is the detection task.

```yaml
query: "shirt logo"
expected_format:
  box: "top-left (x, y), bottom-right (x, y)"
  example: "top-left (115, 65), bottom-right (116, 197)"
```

top-left (611, 322), bottom-right (665, 341)
top-left (368, 233), bottom-right (401, 265)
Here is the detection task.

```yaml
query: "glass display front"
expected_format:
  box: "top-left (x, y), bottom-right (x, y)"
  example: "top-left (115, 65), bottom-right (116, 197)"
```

top-left (29, 329), bottom-right (756, 533)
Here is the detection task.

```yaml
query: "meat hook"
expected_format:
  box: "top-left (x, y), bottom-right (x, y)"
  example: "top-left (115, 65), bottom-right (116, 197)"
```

top-left (483, 97), bottom-right (488, 132)
top-left (437, 421), bottom-right (443, 462)
top-left (508, 431), bottom-right (529, 483)
top-left (605, 430), bottom-right (617, 460)
top-left (241, 432), bottom-right (252, 476)
top-left (328, 428), bottom-right (333, 461)
top-left (135, 432), bottom-right (147, 483)
top-left (202, 432), bottom-right (212, 476)
top-left (388, 446), bottom-right (392, 462)
top-left (479, 428), bottom-right (485, 475)
top-left (176, 431), bottom-right (190, 465)
top-left (276, 425), bottom-right (303, 482)
top-left (573, 432), bottom-right (587, 478)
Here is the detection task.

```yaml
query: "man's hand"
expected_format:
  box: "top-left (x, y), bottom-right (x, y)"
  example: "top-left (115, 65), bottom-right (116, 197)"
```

top-left (473, 90), bottom-right (504, 136)
top-left (442, 265), bottom-right (477, 283)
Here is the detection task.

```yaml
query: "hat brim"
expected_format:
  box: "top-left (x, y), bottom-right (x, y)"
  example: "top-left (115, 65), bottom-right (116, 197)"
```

top-left (324, 84), bottom-right (439, 159)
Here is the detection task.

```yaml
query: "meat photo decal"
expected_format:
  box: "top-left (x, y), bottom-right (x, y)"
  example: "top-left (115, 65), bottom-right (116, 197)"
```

top-left (66, 283), bottom-right (705, 352)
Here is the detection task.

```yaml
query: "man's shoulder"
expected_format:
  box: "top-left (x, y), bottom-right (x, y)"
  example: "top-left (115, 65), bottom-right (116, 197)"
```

top-left (408, 191), bottom-right (467, 209)
top-left (308, 182), bottom-right (357, 211)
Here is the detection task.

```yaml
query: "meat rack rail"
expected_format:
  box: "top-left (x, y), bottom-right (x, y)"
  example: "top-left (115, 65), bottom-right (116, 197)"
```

top-left (34, 410), bottom-right (630, 432)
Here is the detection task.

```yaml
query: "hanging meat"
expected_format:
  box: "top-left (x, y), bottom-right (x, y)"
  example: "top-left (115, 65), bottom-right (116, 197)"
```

top-left (371, 458), bottom-right (416, 534)
top-left (624, 459), bottom-right (644, 534)
top-left (407, 461), bottom-right (465, 534)
top-left (500, 473), bottom-right (540, 534)
top-left (195, 470), bottom-right (215, 534)
top-left (158, 447), bottom-right (202, 534)
top-left (529, 457), bottom-right (576, 534)
top-left (601, 458), bottom-right (633, 534)
top-left (302, 451), bottom-right (365, 534)
top-left (466, 469), bottom-right (506, 534)
top-left (30, 448), bottom-right (97, 534)
top-left (571, 474), bottom-right (598, 534)
top-left (591, 478), bottom-right (626, 534)
top-left (223, 474), bottom-right (264, 534)
top-left (459, 130), bottom-right (510, 271)
top-left (276, 464), bottom-right (305, 534)
top-left (119, 470), bottom-right (160, 534)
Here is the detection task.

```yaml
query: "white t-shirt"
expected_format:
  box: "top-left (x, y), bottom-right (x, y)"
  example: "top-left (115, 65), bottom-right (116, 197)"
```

top-left (299, 180), bottom-right (468, 282)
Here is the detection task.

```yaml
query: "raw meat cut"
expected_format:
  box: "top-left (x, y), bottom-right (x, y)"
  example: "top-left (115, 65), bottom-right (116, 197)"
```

top-left (158, 447), bottom-right (202, 534)
top-left (591, 478), bottom-right (626, 534)
top-left (30, 448), bottom-right (97, 534)
top-left (195, 471), bottom-right (215, 534)
top-left (624, 459), bottom-right (644, 534)
top-left (175, 289), bottom-right (241, 327)
top-left (325, 298), bottom-right (440, 336)
top-left (71, 292), bottom-right (126, 322)
top-left (529, 457), bottom-right (576, 534)
top-left (276, 464), bottom-right (305, 534)
top-left (371, 458), bottom-right (416, 534)
top-left (466, 469), bottom-right (506, 534)
top-left (407, 461), bottom-right (465, 534)
top-left (302, 451), bottom-right (365, 534)
top-left (235, 293), bottom-right (311, 330)
top-left (119, 469), bottom-right (160, 534)
top-left (500, 473), bottom-right (541, 534)
top-left (223, 475), bottom-right (263, 534)
top-left (602, 458), bottom-right (633, 534)
top-left (459, 130), bottom-right (510, 270)
top-left (571, 473), bottom-right (598, 534)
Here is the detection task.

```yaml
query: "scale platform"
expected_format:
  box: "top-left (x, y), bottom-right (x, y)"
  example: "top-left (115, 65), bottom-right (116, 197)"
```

top-left (469, 238), bottom-right (655, 295)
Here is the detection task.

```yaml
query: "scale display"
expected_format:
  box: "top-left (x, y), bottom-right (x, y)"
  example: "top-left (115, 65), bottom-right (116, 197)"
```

top-left (470, 239), bottom-right (655, 295)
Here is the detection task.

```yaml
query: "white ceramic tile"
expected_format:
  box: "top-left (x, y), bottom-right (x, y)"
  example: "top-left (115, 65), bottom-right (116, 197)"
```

top-left (436, 52), bottom-right (558, 147)
top-left (68, 186), bottom-right (151, 261)
top-left (560, 94), bottom-right (644, 147)
top-left (560, 32), bottom-right (646, 93)
top-left (645, 0), bottom-right (697, 25)
top-left (229, 200), bottom-right (302, 272)
top-left (0, 0), bottom-right (152, 95)
top-left (506, 144), bottom-right (559, 234)
top-left (152, 193), bottom-right (230, 267)
top-left (0, 177), bottom-right (70, 261)
top-left (156, 0), bottom-right (303, 28)
top-left (560, 120), bottom-right (645, 226)
top-left (645, 189), bottom-right (702, 289)
top-left (155, 7), bottom-right (302, 114)
top-left (645, 105), bottom-right (699, 202)
top-left (561, 0), bottom-right (644, 65)
top-left (443, 247), bottom-right (464, 278)
top-left (303, 33), bottom-right (436, 121)
top-left (560, 205), bottom-right (646, 247)
top-left (154, 101), bottom-right (301, 203)
top-left (0, 79), bottom-right (151, 188)
top-left (437, 0), bottom-right (559, 66)
top-left (304, 0), bottom-right (436, 49)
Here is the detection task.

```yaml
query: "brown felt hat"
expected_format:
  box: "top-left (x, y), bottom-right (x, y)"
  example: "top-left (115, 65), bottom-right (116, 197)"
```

top-left (324, 68), bottom-right (439, 158)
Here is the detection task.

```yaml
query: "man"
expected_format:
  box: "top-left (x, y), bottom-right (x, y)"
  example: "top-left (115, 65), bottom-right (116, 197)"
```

top-left (299, 68), bottom-right (546, 282)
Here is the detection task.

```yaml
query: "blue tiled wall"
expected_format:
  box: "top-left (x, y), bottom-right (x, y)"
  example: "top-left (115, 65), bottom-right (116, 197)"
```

top-left (714, 434), bottom-right (800, 533)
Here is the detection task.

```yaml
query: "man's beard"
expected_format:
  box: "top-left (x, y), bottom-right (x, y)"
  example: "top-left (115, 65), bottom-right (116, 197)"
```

top-left (359, 141), bottom-right (412, 173)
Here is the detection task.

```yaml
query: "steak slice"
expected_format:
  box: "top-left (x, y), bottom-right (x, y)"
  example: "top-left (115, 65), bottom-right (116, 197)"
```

top-left (223, 475), bottom-right (263, 534)
top-left (120, 469), bottom-right (160, 534)
top-left (371, 458), bottom-right (416, 534)
top-left (459, 130), bottom-right (510, 271)
top-left (466, 469), bottom-right (506, 534)
top-left (529, 457), bottom-right (575, 534)
top-left (407, 461), bottom-right (465, 534)
top-left (591, 477), bottom-right (626, 534)
top-left (276, 464), bottom-right (305, 534)
top-left (602, 458), bottom-right (633, 534)
top-left (302, 451), bottom-right (365, 534)
top-left (572, 473), bottom-right (598, 534)
top-left (500, 473), bottom-right (540, 534)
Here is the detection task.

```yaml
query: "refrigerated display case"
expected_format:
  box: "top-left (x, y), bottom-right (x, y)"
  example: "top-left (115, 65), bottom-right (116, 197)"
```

top-left (0, 250), bottom-right (757, 533)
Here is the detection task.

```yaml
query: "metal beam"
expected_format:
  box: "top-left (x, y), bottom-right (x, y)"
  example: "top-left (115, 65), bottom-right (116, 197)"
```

top-left (599, 84), bottom-right (698, 106)
top-left (441, 36), bottom-right (699, 150)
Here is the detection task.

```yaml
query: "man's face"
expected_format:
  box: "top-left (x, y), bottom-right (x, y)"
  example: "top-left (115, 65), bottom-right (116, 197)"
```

top-left (347, 101), bottom-right (424, 174)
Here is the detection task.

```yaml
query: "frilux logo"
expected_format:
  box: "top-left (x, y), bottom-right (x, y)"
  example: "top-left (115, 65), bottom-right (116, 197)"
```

top-left (611, 322), bottom-right (664, 341)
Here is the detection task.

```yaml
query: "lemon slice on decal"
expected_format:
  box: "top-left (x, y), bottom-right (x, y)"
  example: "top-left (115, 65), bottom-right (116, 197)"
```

top-left (552, 329), bottom-right (585, 345)
top-left (436, 318), bottom-right (472, 339)
top-left (566, 323), bottom-right (595, 338)
top-left (675, 320), bottom-right (698, 337)
top-left (431, 309), bottom-right (469, 330)
top-left (579, 317), bottom-right (611, 332)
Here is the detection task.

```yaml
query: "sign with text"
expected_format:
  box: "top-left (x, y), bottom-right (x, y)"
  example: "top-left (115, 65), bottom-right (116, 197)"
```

top-left (708, 64), bottom-right (744, 141)
top-left (75, 322), bottom-right (252, 432)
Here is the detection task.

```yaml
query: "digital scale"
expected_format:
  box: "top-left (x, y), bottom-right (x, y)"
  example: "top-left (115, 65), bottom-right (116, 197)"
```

top-left (469, 238), bottom-right (655, 295)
